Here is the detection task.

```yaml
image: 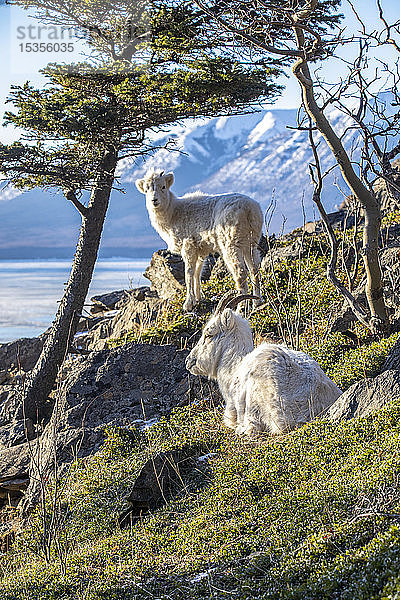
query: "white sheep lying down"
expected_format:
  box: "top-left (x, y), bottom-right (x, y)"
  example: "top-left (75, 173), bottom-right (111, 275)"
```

top-left (185, 294), bottom-right (342, 435)
top-left (135, 169), bottom-right (263, 312)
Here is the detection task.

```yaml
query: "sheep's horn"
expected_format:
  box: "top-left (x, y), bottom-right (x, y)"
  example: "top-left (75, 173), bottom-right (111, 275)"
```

top-left (160, 170), bottom-right (164, 176)
top-left (215, 291), bottom-right (237, 313)
top-left (225, 294), bottom-right (260, 312)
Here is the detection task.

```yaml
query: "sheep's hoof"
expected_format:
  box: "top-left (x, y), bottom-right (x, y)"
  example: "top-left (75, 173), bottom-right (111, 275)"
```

top-left (235, 423), bottom-right (259, 436)
top-left (235, 424), bottom-right (246, 435)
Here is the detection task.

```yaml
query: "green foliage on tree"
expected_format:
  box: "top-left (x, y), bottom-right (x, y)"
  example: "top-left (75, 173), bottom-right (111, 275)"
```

top-left (1, 3), bottom-right (280, 193)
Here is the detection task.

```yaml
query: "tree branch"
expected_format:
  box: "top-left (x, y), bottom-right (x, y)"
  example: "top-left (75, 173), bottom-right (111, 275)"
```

top-left (193, 0), bottom-right (301, 57)
top-left (307, 120), bottom-right (371, 330)
top-left (65, 189), bottom-right (88, 217)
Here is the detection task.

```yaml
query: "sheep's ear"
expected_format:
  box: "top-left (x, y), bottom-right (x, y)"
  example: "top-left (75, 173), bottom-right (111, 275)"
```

top-left (165, 172), bottom-right (174, 188)
top-left (221, 309), bottom-right (236, 331)
top-left (135, 178), bottom-right (146, 194)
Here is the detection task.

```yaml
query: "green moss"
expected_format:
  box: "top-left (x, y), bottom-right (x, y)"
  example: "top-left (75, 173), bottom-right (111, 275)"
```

top-left (303, 331), bottom-right (400, 390)
top-left (107, 276), bottom-right (234, 350)
top-left (2, 401), bottom-right (400, 599)
top-left (381, 209), bottom-right (400, 228)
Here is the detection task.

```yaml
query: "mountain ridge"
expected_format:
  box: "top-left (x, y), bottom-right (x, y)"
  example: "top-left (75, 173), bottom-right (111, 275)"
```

top-left (0, 105), bottom-right (361, 258)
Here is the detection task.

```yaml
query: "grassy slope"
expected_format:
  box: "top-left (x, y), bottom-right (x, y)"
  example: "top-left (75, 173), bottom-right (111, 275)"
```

top-left (2, 401), bottom-right (400, 599)
top-left (1, 228), bottom-right (400, 599)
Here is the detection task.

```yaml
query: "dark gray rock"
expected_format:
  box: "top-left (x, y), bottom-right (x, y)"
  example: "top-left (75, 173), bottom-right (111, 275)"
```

top-left (327, 369), bottom-right (400, 422)
top-left (119, 447), bottom-right (212, 527)
top-left (0, 442), bottom-right (30, 481)
top-left (55, 342), bottom-right (216, 455)
top-left (0, 442), bottom-right (30, 508)
top-left (384, 337), bottom-right (400, 372)
top-left (21, 343), bottom-right (220, 512)
top-left (0, 419), bottom-right (34, 449)
top-left (0, 442), bottom-right (30, 511)
top-left (119, 449), bottom-right (187, 527)
top-left (0, 371), bottom-right (9, 385)
top-left (0, 337), bottom-right (44, 372)
top-left (90, 289), bottom-right (130, 314)
top-left (0, 386), bottom-right (22, 428)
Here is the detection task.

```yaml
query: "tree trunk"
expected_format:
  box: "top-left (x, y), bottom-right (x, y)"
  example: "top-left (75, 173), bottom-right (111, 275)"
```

top-left (21, 151), bottom-right (118, 422)
top-left (292, 26), bottom-right (388, 332)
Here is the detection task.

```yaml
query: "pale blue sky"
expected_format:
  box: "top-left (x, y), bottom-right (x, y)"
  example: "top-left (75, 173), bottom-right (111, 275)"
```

top-left (0, 1), bottom-right (399, 143)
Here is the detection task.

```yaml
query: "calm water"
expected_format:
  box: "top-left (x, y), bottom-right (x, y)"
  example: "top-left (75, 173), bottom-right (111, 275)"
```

top-left (0, 259), bottom-right (150, 343)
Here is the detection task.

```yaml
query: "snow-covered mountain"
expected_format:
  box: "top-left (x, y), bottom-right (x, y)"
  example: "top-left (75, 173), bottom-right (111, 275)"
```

top-left (0, 106), bottom-right (359, 258)
top-left (121, 106), bottom-right (359, 234)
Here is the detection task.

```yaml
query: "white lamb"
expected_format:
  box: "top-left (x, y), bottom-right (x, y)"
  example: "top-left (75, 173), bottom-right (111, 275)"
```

top-left (135, 169), bottom-right (263, 311)
top-left (185, 293), bottom-right (342, 435)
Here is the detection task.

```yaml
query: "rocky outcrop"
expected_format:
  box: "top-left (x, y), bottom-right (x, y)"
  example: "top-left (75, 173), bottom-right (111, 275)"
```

top-left (0, 419), bottom-right (34, 449)
top-left (383, 337), bottom-right (400, 371)
top-left (144, 250), bottom-right (217, 300)
top-left (74, 248), bottom-right (221, 351)
top-left (52, 343), bottom-right (208, 459)
top-left (119, 449), bottom-right (189, 527)
top-left (118, 447), bottom-right (213, 527)
top-left (0, 336), bottom-right (44, 372)
top-left (327, 332), bottom-right (400, 422)
top-left (75, 286), bottom-right (163, 351)
top-left (303, 210), bottom-right (356, 235)
top-left (373, 158), bottom-right (400, 212)
top-left (21, 342), bottom-right (220, 512)
top-left (106, 289), bottom-right (162, 342)
top-left (144, 251), bottom-right (185, 299)
top-left (0, 386), bottom-right (26, 430)
top-left (90, 290), bottom-right (131, 314)
top-left (0, 442), bottom-right (31, 508)
top-left (327, 369), bottom-right (400, 422)
top-left (330, 240), bottom-right (400, 333)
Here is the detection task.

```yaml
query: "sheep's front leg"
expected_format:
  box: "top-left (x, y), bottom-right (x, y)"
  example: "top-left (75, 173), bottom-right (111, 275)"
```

top-left (223, 398), bottom-right (238, 429)
top-left (222, 246), bottom-right (250, 314)
top-left (181, 240), bottom-right (198, 312)
top-left (194, 257), bottom-right (205, 302)
top-left (244, 246), bottom-right (263, 306)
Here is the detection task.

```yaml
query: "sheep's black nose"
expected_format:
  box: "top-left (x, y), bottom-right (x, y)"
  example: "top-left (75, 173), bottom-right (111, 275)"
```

top-left (153, 198), bottom-right (159, 206)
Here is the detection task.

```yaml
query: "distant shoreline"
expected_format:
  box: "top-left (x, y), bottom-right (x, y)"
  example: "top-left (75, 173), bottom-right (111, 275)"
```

top-left (0, 247), bottom-right (157, 260)
top-left (0, 257), bottom-right (150, 344)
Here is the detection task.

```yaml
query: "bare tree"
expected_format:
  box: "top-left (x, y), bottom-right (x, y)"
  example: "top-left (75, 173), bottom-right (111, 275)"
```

top-left (329, 1), bottom-right (400, 211)
top-left (192, 0), bottom-right (390, 332)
